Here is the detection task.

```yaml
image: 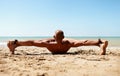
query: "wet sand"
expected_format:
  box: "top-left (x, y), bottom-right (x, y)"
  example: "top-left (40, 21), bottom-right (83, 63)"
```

top-left (0, 46), bottom-right (120, 76)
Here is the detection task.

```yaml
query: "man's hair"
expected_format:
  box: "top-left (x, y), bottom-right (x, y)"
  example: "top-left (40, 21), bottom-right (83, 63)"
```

top-left (55, 30), bottom-right (64, 40)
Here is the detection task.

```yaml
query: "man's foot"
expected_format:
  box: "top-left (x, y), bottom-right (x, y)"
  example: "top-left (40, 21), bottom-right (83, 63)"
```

top-left (7, 40), bottom-right (18, 54)
top-left (99, 40), bottom-right (108, 55)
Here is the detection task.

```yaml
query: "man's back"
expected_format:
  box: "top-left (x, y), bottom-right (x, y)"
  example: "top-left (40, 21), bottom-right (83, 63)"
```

top-left (44, 39), bottom-right (71, 54)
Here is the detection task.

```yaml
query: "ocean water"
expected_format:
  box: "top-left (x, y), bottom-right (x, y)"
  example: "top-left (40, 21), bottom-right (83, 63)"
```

top-left (0, 36), bottom-right (120, 47)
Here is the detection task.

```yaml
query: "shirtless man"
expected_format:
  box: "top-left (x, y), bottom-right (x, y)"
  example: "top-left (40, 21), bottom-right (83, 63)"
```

top-left (7, 30), bottom-right (108, 55)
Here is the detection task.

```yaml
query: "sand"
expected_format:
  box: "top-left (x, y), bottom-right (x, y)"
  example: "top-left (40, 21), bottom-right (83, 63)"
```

top-left (0, 46), bottom-right (120, 76)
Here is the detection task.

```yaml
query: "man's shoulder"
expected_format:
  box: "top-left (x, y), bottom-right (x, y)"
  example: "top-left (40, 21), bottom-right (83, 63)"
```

top-left (63, 40), bottom-right (71, 44)
top-left (45, 38), bottom-right (55, 42)
top-left (63, 38), bottom-right (75, 43)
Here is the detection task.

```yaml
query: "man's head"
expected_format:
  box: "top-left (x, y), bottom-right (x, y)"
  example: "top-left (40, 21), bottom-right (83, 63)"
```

top-left (54, 30), bottom-right (64, 42)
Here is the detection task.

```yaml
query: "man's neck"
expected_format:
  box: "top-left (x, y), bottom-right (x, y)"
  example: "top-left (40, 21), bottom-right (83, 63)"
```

top-left (56, 40), bottom-right (62, 44)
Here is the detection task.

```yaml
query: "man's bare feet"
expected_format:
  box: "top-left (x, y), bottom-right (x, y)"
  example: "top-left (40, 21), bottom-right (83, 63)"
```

top-left (7, 40), bottom-right (18, 54)
top-left (99, 40), bottom-right (108, 55)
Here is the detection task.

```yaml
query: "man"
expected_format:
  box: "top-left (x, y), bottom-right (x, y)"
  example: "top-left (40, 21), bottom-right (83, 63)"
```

top-left (7, 30), bottom-right (108, 55)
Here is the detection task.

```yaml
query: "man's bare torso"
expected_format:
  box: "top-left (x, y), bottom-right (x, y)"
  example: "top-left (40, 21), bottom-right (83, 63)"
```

top-left (40, 38), bottom-right (72, 54)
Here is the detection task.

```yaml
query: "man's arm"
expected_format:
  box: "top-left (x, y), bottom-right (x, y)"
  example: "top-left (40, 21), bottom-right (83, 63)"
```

top-left (7, 39), bottom-right (55, 54)
top-left (33, 40), bottom-right (49, 47)
top-left (69, 40), bottom-right (85, 47)
top-left (69, 39), bottom-right (100, 47)
top-left (32, 38), bottom-right (55, 47)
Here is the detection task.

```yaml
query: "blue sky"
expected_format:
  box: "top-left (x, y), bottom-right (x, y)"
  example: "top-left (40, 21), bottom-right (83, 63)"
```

top-left (0, 0), bottom-right (120, 36)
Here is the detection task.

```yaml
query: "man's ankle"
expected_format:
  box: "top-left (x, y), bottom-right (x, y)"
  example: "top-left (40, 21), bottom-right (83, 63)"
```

top-left (14, 39), bottom-right (18, 44)
top-left (98, 39), bottom-right (102, 44)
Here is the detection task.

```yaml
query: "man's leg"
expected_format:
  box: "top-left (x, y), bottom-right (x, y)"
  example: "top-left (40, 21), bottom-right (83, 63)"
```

top-left (7, 40), bottom-right (18, 54)
top-left (82, 39), bottom-right (108, 55)
top-left (7, 39), bottom-right (51, 54)
top-left (7, 40), bottom-right (35, 54)
top-left (99, 40), bottom-right (108, 55)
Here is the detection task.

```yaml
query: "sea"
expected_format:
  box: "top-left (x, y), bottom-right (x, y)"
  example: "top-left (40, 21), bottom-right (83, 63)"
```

top-left (0, 36), bottom-right (120, 47)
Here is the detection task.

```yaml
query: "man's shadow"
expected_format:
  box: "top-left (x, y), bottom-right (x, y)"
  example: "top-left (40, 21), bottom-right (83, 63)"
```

top-left (15, 50), bottom-right (89, 55)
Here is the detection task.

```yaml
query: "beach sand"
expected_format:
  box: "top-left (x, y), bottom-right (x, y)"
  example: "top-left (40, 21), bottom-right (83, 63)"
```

top-left (0, 46), bottom-right (120, 76)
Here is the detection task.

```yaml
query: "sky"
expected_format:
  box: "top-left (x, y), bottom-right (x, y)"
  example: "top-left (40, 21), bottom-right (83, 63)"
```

top-left (0, 0), bottom-right (120, 36)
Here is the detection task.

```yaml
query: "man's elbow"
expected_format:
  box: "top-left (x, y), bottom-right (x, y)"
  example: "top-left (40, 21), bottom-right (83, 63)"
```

top-left (33, 41), bottom-right (47, 47)
top-left (73, 43), bottom-right (82, 47)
